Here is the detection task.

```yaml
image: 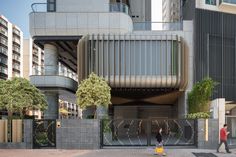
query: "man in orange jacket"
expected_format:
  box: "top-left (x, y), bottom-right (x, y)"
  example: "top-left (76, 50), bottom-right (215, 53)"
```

top-left (217, 124), bottom-right (231, 153)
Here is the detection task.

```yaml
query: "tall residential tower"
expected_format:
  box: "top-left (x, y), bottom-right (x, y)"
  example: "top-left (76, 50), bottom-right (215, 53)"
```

top-left (0, 15), bottom-right (23, 80)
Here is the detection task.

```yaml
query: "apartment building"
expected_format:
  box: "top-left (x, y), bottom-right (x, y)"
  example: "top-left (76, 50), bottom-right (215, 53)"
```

top-left (23, 38), bottom-right (44, 79)
top-left (59, 100), bottom-right (82, 119)
top-left (0, 15), bottom-right (23, 80)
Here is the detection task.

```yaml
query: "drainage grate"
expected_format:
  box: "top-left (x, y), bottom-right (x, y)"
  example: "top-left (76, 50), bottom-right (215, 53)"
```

top-left (192, 153), bottom-right (217, 157)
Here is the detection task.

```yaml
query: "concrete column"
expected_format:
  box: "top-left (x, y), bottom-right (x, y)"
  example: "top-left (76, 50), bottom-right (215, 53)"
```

top-left (44, 92), bottom-right (59, 119)
top-left (44, 44), bottom-right (58, 75)
top-left (231, 108), bottom-right (236, 137)
top-left (210, 98), bottom-right (225, 142)
top-left (177, 92), bottom-right (187, 118)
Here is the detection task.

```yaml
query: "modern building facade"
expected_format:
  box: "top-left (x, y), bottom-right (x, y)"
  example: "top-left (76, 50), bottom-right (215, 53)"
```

top-left (180, 0), bottom-right (236, 143)
top-left (182, 0), bottom-right (236, 102)
top-left (23, 39), bottom-right (79, 119)
top-left (0, 15), bottom-right (23, 80)
top-left (29, 0), bottom-right (193, 119)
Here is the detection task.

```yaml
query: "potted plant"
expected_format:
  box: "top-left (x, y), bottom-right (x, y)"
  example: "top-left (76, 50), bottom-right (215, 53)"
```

top-left (76, 73), bottom-right (111, 119)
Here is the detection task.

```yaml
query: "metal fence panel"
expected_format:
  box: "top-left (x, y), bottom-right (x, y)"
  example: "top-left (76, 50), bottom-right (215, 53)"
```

top-left (33, 120), bottom-right (56, 149)
top-left (101, 119), bottom-right (196, 147)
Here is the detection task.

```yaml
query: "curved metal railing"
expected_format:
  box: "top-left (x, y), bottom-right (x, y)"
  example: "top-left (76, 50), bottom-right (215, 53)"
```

top-left (31, 3), bottom-right (47, 12)
top-left (31, 2), bottom-right (130, 15)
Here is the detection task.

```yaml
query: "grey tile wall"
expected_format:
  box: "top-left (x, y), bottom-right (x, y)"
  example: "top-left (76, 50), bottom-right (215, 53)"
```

top-left (197, 119), bottom-right (219, 149)
top-left (56, 119), bottom-right (100, 149)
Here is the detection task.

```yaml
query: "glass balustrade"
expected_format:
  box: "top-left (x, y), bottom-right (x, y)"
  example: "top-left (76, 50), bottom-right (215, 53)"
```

top-left (32, 65), bottom-right (78, 81)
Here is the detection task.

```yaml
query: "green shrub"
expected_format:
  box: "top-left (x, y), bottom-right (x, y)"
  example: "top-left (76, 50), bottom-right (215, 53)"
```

top-left (186, 112), bottom-right (210, 119)
top-left (188, 78), bottom-right (217, 113)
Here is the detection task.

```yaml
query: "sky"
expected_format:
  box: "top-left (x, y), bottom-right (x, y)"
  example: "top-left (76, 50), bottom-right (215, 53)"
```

top-left (0, 0), bottom-right (162, 38)
top-left (0, 0), bottom-right (46, 38)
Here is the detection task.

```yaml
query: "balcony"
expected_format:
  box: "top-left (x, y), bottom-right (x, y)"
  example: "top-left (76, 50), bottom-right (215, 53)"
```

top-left (13, 46), bottom-right (20, 54)
top-left (219, 0), bottom-right (236, 11)
top-left (12, 54), bottom-right (20, 62)
top-left (33, 50), bottom-right (38, 56)
top-left (0, 46), bottom-right (7, 56)
top-left (32, 65), bottom-right (78, 82)
top-left (0, 57), bottom-right (7, 65)
top-left (13, 63), bottom-right (20, 71)
top-left (0, 37), bottom-right (7, 46)
top-left (0, 66), bottom-right (7, 75)
top-left (13, 28), bottom-right (20, 37)
top-left (0, 18), bottom-right (7, 28)
top-left (13, 37), bottom-right (20, 45)
top-left (29, 2), bottom-right (133, 37)
top-left (0, 27), bottom-right (8, 36)
top-left (33, 56), bottom-right (38, 63)
top-left (30, 65), bottom-right (78, 94)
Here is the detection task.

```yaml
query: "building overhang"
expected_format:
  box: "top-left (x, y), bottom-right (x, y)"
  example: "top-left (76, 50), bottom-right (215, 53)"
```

top-left (29, 11), bottom-right (133, 37)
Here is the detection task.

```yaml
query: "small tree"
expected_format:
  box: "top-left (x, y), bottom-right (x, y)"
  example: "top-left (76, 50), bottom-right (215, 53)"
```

top-left (188, 77), bottom-right (217, 114)
top-left (76, 73), bottom-right (111, 118)
top-left (0, 77), bottom-right (47, 118)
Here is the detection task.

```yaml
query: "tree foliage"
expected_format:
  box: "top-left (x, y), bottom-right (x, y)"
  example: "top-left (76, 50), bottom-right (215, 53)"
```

top-left (188, 77), bottom-right (217, 114)
top-left (0, 77), bottom-right (47, 117)
top-left (76, 73), bottom-right (111, 109)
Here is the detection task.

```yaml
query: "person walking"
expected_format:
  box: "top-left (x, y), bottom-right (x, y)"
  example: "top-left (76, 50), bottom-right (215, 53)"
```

top-left (155, 128), bottom-right (166, 156)
top-left (217, 124), bottom-right (231, 153)
top-left (156, 128), bottom-right (163, 144)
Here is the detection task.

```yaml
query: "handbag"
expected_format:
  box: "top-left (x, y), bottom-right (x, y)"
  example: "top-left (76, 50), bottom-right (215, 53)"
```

top-left (155, 142), bottom-right (164, 154)
top-left (155, 146), bottom-right (164, 154)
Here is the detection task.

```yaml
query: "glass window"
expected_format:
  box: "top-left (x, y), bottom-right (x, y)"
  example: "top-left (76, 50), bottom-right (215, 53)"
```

top-left (47, 0), bottom-right (56, 12)
top-left (205, 0), bottom-right (216, 5)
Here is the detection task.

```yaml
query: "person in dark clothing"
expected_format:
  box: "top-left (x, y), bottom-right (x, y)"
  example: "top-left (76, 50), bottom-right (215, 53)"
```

top-left (156, 128), bottom-right (163, 144)
top-left (155, 128), bottom-right (166, 156)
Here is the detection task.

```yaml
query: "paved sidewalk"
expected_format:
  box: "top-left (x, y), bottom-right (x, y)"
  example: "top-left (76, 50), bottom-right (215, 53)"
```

top-left (0, 148), bottom-right (235, 157)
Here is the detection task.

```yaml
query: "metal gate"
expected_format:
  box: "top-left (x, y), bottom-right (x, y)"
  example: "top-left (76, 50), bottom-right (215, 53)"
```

top-left (33, 120), bottom-right (56, 149)
top-left (101, 119), bottom-right (196, 147)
